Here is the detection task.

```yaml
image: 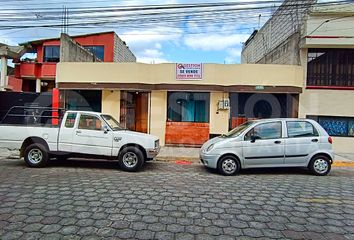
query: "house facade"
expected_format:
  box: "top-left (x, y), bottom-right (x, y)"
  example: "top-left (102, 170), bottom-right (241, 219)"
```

top-left (56, 62), bottom-right (303, 147)
top-left (241, 0), bottom-right (354, 153)
top-left (12, 31), bottom-right (136, 92)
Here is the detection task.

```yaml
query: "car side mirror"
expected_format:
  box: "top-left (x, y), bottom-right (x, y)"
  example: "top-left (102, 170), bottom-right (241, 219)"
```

top-left (250, 135), bottom-right (261, 143)
top-left (103, 126), bottom-right (109, 134)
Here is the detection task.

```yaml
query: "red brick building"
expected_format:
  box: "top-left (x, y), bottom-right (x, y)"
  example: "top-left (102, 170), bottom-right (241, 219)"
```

top-left (12, 31), bottom-right (136, 92)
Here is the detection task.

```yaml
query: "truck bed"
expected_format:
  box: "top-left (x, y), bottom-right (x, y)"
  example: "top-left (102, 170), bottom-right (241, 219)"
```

top-left (0, 125), bottom-right (59, 152)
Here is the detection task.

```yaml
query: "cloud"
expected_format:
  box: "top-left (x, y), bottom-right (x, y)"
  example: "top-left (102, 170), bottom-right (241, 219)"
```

top-left (137, 47), bottom-right (169, 63)
top-left (224, 47), bottom-right (242, 64)
top-left (0, 36), bottom-right (18, 46)
top-left (121, 26), bottom-right (182, 63)
top-left (121, 27), bottom-right (182, 50)
top-left (184, 33), bottom-right (249, 51)
top-left (137, 56), bottom-right (168, 64)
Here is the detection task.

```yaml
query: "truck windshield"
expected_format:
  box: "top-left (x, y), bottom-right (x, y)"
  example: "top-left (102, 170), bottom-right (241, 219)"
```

top-left (222, 121), bottom-right (255, 138)
top-left (101, 114), bottom-right (125, 131)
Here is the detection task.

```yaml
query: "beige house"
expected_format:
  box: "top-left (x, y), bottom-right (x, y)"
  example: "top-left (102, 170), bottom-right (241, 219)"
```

top-left (242, 1), bottom-right (354, 153)
top-left (56, 62), bottom-right (303, 147)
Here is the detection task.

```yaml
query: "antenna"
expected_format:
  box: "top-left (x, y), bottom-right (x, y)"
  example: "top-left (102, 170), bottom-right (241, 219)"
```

top-left (258, 14), bottom-right (261, 29)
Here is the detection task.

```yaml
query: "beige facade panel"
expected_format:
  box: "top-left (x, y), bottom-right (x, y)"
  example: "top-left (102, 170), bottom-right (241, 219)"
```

top-left (304, 15), bottom-right (354, 47)
top-left (56, 63), bottom-right (304, 88)
top-left (299, 89), bottom-right (354, 118)
top-left (101, 90), bottom-right (120, 121)
top-left (209, 92), bottom-right (230, 135)
top-left (150, 91), bottom-right (167, 146)
top-left (299, 89), bottom-right (354, 154)
top-left (332, 137), bottom-right (354, 154)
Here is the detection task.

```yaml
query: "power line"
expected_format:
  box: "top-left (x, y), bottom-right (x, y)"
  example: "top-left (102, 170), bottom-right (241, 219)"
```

top-left (0, 0), bottom-right (349, 30)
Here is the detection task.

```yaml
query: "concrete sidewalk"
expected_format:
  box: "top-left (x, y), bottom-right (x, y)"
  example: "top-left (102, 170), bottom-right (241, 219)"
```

top-left (156, 146), bottom-right (200, 162)
top-left (0, 148), bottom-right (19, 159)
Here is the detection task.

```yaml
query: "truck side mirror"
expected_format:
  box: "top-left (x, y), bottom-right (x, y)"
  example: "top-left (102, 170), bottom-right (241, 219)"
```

top-left (250, 135), bottom-right (261, 143)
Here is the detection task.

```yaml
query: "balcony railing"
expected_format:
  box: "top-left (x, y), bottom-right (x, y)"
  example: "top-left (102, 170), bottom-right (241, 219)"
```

top-left (15, 62), bottom-right (57, 79)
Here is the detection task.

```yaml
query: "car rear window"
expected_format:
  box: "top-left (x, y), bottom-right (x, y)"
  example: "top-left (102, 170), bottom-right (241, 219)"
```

top-left (287, 121), bottom-right (319, 138)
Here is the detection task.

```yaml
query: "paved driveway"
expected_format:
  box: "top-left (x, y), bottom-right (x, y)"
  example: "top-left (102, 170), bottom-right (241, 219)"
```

top-left (0, 159), bottom-right (354, 240)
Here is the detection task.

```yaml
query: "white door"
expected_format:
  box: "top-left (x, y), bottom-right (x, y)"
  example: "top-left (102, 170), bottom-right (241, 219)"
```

top-left (242, 121), bottom-right (285, 168)
top-left (71, 113), bottom-right (113, 156)
top-left (284, 121), bottom-right (320, 166)
top-left (58, 112), bottom-right (78, 152)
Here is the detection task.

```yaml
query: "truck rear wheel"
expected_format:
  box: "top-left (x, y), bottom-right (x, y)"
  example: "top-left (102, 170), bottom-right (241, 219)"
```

top-left (118, 146), bottom-right (144, 172)
top-left (24, 143), bottom-right (49, 168)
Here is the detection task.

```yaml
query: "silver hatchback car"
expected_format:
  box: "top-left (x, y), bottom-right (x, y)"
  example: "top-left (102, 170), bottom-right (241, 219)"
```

top-left (200, 118), bottom-right (334, 176)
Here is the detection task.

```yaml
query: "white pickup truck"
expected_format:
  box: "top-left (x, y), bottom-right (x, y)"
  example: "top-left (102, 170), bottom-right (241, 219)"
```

top-left (0, 110), bottom-right (160, 172)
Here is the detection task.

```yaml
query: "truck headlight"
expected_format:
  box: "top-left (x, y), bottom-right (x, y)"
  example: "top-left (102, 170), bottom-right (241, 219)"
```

top-left (154, 140), bottom-right (160, 148)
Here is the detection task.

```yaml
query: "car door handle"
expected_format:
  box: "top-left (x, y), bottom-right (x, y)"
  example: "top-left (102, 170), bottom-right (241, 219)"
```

top-left (76, 130), bottom-right (82, 134)
top-left (274, 140), bottom-right (281, 144)
top-left (311, 139), bottom-right (318, 142)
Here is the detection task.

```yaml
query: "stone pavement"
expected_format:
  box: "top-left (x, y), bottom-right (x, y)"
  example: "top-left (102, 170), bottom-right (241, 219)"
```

top-left (0, 158), bottom-right (354, 240)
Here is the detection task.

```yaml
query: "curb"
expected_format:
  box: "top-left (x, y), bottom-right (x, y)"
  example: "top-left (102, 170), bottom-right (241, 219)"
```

top-left (332, 161), bottom-right (354, 167)
top-left (156, 157), bottom-right (199, 163)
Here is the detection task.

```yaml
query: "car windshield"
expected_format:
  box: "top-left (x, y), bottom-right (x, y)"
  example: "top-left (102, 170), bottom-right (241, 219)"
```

top-left (222, 121), bottom-right (255, 138)
top-left (101, 114), bottom-right (125, 131)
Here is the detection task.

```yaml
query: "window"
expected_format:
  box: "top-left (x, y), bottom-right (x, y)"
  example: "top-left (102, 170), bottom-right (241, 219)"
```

top-left (64, 113), bottom-right (77, 128)
top-left (244, 122), bottom-right (282, 141)
top-left (44, 46), bottom-right (60, 62)
top-left (287, 121), bottom-right (318, 138)
top-left (167, 92), bottom-right (209, 123)
top-left (223, 121), bottom-right (255, 138)
top-left (307, 48), bottom-right (354, 87)
top-left (101, 114), bottom-right (124, 131)
top-left (65, 90), bottom-right (102, 112)
top-left (84, 46), bottom-right (104, 61)
top-left (307, 115), bottom-right (354, 137)
top-left (78, 114), bottom-right (102, 131)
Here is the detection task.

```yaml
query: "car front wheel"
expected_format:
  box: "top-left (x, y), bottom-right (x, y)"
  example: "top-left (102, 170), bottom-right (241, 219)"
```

top-left (217, 156), bottom-right (240, 176)
top-left (309, 155), bottom-right (331, 176)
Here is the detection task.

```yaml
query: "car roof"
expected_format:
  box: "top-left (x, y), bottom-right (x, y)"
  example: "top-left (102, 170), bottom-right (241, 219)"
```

top-left (251, 118), bottom-right (315, 123)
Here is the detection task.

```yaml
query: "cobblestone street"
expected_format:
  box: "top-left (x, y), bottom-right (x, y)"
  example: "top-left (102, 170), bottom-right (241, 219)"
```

top-left (0, 158), bottom-right (354, 240)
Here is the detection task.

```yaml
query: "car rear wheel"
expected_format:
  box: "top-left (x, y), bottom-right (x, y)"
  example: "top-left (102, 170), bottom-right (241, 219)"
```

top-left (24, 143), bottom-right (49, 168)
top-left (217, 156), bottom-right (240, 176)
top-left (309, 155), bottom-right (331, 176)
top-left (118, 146), bottom-right (144, 172)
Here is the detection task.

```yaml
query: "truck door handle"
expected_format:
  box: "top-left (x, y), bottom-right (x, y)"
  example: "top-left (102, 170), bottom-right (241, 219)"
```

top-left (311, 139), bottom-right (318, 142)
top-left (274, 140), bottom-right (281, 144)
top-left (76, 130), bottom-right (82, 134)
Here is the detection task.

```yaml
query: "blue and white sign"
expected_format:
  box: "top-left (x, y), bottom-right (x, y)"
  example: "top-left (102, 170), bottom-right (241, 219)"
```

top-left (176, 63), bottom-right (203, 80)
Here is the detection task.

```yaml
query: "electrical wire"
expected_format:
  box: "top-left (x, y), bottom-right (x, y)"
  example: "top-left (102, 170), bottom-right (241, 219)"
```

top-left (0, 0), bottom-right (351, 37)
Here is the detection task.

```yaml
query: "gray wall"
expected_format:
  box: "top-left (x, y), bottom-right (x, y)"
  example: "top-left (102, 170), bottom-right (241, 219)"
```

top-left (113, 34), bottom-right (136, 62)
top-left (241, 0), bottom-right (316, 65)
top-left (60, 33), bottom-right (101, 63)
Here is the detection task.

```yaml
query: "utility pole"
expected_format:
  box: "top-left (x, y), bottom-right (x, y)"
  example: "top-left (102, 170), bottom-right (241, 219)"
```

top-left (61, 6), bottom-right (69, 34)
top-left (0, 55), bottom-right (6, 91)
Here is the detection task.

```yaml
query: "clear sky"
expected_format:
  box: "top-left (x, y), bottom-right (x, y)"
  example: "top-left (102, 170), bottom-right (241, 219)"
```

top-left (0, 0), bottom-right (339, 64)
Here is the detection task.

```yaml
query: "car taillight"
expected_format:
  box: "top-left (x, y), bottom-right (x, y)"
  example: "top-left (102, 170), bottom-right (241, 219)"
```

top-left (328, 137), bottom-right (332, 144)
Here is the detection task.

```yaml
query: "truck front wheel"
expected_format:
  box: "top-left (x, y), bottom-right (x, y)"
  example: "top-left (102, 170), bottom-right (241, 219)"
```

top-left (118, 146), bottom-right (144, 172)
top-left (24, 143), bottom-right (49, 168)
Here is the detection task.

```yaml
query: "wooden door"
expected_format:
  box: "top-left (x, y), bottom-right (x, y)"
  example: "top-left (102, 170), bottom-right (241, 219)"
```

top-left (135, 93), bottom-right (148, 133)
